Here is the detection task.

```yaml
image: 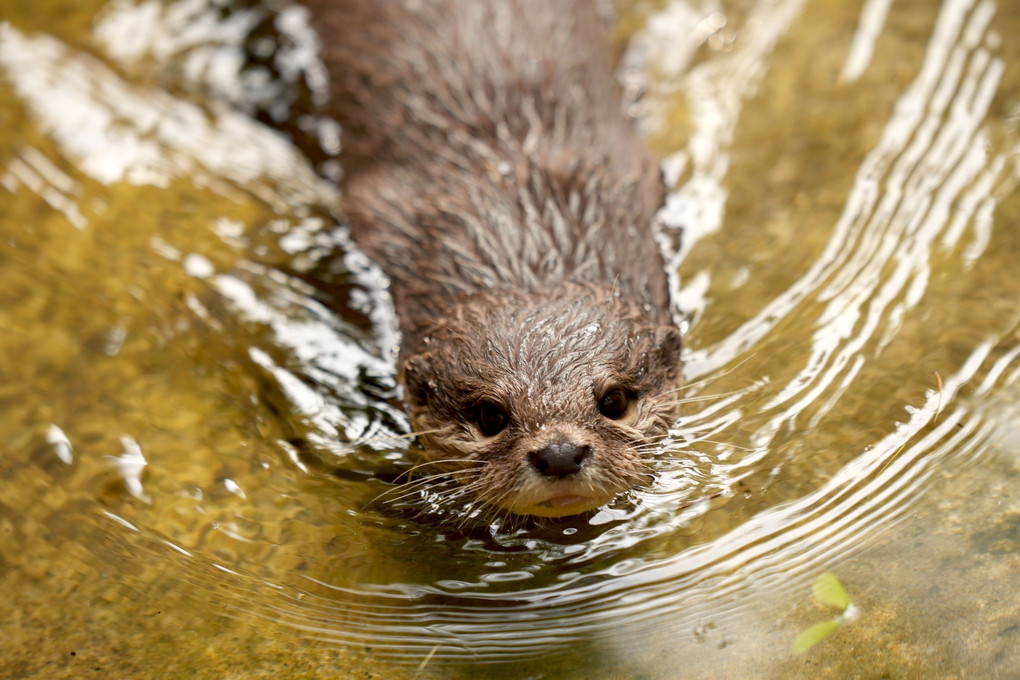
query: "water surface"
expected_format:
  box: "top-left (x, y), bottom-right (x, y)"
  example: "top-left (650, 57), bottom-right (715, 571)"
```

top-left (1, 0), bottom-right (1019, 678)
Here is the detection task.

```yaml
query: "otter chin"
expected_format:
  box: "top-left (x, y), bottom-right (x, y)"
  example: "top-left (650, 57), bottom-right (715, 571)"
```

top-left (302, 0), bottom-right (684, 517)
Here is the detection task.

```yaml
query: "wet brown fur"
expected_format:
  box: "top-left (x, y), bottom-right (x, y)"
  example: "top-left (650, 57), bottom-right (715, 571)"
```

top-left (303, 0), bottom-right (683, 517)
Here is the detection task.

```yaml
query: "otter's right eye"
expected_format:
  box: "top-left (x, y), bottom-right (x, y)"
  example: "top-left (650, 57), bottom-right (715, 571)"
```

top-left (475, 401), bottom-right (509, 437)
top-left (598, 388), bottom-right (631, 419)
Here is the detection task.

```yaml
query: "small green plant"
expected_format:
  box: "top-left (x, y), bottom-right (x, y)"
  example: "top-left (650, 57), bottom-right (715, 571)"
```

top-left (791, 572), bottom-right (859, 654)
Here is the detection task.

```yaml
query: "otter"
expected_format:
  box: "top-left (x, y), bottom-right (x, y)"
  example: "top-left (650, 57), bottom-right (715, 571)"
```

top-left (302, 0), bottom-right (683, 517)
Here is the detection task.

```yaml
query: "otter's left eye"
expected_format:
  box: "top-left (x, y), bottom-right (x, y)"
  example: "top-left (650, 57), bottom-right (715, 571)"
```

top-left (475, 401), bottom-right (509, 437)
top-left (598, 388), bottom-right (631, 419)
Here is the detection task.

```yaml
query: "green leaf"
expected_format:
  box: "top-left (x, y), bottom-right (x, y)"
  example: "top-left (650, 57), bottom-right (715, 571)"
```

top-left (792, 619), bottom-right (841, 655)
top-left (812, 572), bottom-right (850, 610)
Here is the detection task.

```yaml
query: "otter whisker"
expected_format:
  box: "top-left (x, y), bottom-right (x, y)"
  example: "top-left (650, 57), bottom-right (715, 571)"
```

top-left (371, 478), bottom-right (451, 506)
top-left (335, 428), bottom-right (443, 455)
top-left (631, 427), bottom-right (676, 444)
top-left (438, 480), bottom-right (504, 527)
top-left (671, 437), bottom-right (754, 452)
top-left (659, 390), bottom-right (749, 406)
top-left (348, 428), bottom-right (434, 446)
top-left (478, 496), bottom-right (515, 529)
top-left (675, 353), bottom-right (759, 392)
top-left (371, 466), bottom-right (480, 505)
top-left (372, 475), bottom-right (463, 504)
top-left (398, 457), bottom-right (486, 477)
top-left (471, 482), bottom-right (518, 524)
top-left (411, 483), bottom-right (485, 521)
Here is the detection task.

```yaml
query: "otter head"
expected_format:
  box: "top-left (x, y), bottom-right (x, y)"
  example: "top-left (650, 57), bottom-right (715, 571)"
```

top-left (399, 285), bottom-right (682, 518)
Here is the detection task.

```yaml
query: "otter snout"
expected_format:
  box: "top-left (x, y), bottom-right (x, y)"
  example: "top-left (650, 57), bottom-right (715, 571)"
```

top-left (528, 441), bottom-right (591, 477)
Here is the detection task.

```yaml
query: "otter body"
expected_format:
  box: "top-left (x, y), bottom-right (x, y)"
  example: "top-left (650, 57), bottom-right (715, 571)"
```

top-left (305, 0), bottom-right (682, 517)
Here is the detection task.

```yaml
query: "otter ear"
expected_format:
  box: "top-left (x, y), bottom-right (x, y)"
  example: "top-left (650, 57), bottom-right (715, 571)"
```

top-left (401, 353), bottom-right (432, 408)
top-left (653, 326), bottom-right (683, 381)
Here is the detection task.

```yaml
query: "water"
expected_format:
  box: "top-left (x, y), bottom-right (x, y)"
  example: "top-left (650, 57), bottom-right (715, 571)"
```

top-left (2, 0), bottom-right (1019, 678)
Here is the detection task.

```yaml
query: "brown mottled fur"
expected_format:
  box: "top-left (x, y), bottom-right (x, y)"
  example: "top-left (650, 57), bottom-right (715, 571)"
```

top-left (304, 0), bottom-right (682, 517)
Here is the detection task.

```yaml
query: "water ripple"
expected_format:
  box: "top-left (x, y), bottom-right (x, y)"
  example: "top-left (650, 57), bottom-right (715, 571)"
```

top-left (3, 0), bottom-right (1020, 672)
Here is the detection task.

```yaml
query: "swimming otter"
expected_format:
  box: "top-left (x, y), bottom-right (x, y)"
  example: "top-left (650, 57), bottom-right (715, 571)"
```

top-left (304, 0), bottom-right (682, 517)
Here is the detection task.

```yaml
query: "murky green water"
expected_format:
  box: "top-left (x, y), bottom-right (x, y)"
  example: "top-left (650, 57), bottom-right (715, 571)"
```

top-left (2, 0), bottom-right (1019, 678)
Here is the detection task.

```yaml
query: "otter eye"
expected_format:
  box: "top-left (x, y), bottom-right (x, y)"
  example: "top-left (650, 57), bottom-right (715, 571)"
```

top-left (598, 388), bottom-right (630, 419)
top-left (475, 401), bottom-right (509, 437)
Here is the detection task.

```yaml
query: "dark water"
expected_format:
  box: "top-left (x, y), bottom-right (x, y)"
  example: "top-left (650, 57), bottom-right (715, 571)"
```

top-left (2, 0), bottom-right (1019, 678)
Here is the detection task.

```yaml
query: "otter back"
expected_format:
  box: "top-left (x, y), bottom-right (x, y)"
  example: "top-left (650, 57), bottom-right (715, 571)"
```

top-left (306, 0), bottom-right (670, 351)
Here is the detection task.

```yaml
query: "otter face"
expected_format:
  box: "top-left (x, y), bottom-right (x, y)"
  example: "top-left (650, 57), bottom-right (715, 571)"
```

top-left (399, 287), bottom-right (682, 518)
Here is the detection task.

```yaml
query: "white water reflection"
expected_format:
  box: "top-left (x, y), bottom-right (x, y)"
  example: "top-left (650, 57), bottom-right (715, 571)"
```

top-left (684, 0), bottom-right (1014, 382)
top-left (0, 23), bottom-right (330, 208)
top-left (2, 0), bottom-right (1020, 674)
top-left (649, 0), bottom-right (809, 267)
top-left (840, 0), bottom-right (894, 83)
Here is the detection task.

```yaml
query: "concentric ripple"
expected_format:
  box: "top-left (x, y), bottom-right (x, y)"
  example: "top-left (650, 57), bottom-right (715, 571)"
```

top-left (1, 0), bottom-right (1019, 673)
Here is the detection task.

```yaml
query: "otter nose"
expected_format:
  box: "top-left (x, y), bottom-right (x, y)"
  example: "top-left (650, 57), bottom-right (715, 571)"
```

top-left (529, 441), bottom-right (590, 477)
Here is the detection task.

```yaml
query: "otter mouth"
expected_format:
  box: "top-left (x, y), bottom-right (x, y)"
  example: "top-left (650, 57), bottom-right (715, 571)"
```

top-left (513, 480), bottom-right (614, 517)
top-left (541, 494), bottom-right (591, 509)
top-left (524, 495), bottom-right (599, 517)
top-left (520, 492), bottom-right (607, 517)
